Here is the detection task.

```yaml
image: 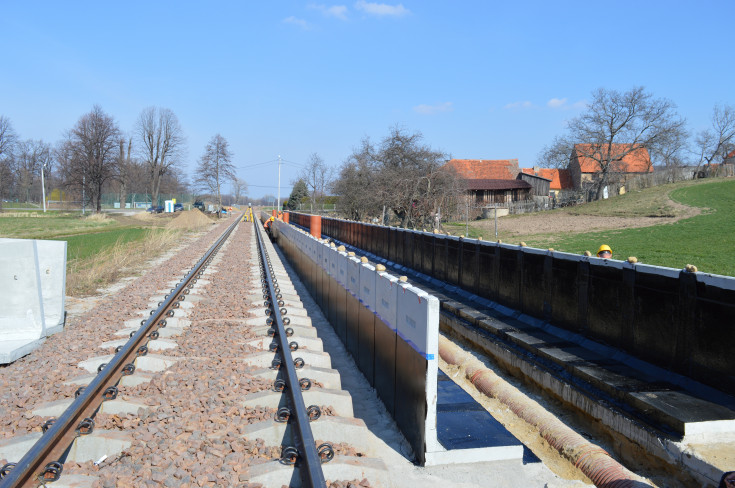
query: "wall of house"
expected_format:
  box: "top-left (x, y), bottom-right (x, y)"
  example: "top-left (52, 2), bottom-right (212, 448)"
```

top-left (568, 155), bottom-right (582, 189)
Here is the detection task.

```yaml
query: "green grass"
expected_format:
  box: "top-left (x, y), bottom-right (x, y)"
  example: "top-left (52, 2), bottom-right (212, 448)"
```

top-left (64, 228), bottom-right (160, 262)
top-left (508, 179), bottom-right (734, 276)
top-left (0, 212), bottom-right (116, 239)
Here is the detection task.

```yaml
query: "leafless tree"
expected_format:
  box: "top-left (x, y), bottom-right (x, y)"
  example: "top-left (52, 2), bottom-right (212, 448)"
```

top-left (332, 138), bottom-right (379, 220)
top-left (194, 134), bottom-right (236, 214)
top-left (60, 105), bottom-right (121, 212)
top-left (135, 107), bottom-right (186, 206)
top-left (0, 116), bottom-right (18, 207)
top-left (538, 87), bottom-right (687, 199)
top-left (231, 177), bottom-right (248, 205)
top-left (299, 153), bottom-right (332, 211)
top-left (13, 139), bottom-right (52, 203)
top-left (333, 127), bottom-right (461, 228)
top-left (694, 104), bottom-right (735, 177)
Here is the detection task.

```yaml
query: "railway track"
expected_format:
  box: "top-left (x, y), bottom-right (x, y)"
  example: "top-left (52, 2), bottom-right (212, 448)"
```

top-left (0, 215), bottom-right (387, 487)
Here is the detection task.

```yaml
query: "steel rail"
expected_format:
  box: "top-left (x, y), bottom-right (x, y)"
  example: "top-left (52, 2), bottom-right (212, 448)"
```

top-left (0, 214), bottom-right (243, 488)
top-left (253, 217), bottom-right (327, 487)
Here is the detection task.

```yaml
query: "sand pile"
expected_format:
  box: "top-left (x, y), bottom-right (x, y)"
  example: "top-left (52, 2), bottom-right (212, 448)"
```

top-left (166, 209), bottom-right (214, 230)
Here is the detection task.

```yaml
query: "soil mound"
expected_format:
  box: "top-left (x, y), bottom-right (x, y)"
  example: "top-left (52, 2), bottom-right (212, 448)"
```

top-left (166, 210), bottom-right (214, 230)
top-left (132, 212), bottom-right (156, 222)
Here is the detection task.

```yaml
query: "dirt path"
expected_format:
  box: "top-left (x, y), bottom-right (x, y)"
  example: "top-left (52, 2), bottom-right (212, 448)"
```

top-left (472, 191), bottom-right (701, 238)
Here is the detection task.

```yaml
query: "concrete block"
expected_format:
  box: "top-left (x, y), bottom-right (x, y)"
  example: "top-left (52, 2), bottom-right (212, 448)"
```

top-left (244, 336), bottom-right (324, 353)
top-left (359, 262), bottom-right (377, 311)
top-left (0, 432), bottom-right (42, 463)
top-left (242, 416), bottom-right (377, 456)
top-left (100, 338), bottom-right (177, 352)
top-left (66, 429), bottom-right (133, 462)
top-left (247, 456), bottom-right (390, 488)
top-left (346, 256), bottom-right (362, 297)
top-left (251, 324), bottom-right (318, 338)
top-left (241, 350), bottom-right (332, 370)
top-left (249, 365), bottom-right (342, 389)
top-left (0, 240), bottom-right (45, 362)
top-left (375, 273), bottom-right (399, 331)
top-left (396, 285), bottom-right (439, 361)
top-left (0, 238), bottom-right (67, 337)
top-left (32, 398), bottom-right (150, 418)
top-left (242, 388), bottom-right (354, 417)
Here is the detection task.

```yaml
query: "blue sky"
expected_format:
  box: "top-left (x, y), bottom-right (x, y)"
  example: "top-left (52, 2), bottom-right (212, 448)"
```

top-left (1, 1), bottom-right (733, 199)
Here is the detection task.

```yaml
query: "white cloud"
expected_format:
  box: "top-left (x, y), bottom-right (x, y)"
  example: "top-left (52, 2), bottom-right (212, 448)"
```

top-left (413, 102), bottom-right (453, 115)
top-left (355, 1), bottom-right (410, 17)
top-left (283, 16), bottom-right (310, 29)
top-left (309, 4), bottom-right (349, 20)
top-left (547, 98), bottom-right (567, 109)
top-left (547, 97), bottom-right (586, 110)
top-left (504, 101), bottom-right (533, 110)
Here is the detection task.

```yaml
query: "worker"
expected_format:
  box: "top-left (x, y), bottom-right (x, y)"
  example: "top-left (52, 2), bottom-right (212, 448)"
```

top-left (718, 472), bottom-right (735, 488)
top-left (597, 244), bottom-right (612, 259)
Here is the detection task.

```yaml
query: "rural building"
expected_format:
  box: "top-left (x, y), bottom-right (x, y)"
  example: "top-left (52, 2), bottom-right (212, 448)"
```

top-left (521, 167), bottom-right (574, 196)
top-left (568, 144), bottom-right (652, 190)
top-left (444, 159), bottom-right (533, 204)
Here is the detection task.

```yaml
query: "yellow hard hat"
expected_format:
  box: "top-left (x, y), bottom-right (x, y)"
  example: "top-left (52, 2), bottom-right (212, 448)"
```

top-left (597, 244), bottom-right (612, 256)
top-left (270, 217), bottom-right (275, 221)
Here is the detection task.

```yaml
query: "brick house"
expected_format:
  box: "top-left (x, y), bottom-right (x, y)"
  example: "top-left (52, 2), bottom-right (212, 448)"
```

top-left (444, 159), bottom-right (532, 204)
top-left (568, 144), bottom-right (652, 190)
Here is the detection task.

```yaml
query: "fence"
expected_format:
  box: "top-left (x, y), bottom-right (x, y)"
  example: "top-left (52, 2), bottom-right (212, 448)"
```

top-left (286, 212), bottom-right (735, 396)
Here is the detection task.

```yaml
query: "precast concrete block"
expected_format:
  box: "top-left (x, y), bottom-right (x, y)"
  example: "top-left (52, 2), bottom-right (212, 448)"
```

top-left (114, 326), bottom-right (185, 339)
top-left (241, 388), bottom-right (354, 417)
top-left (252, 324), bottom-right (318, 338)
top-left (247, 456), bottom-right (390, 488)
top-left (0, 240), bottom-right (45, 363)
top-left (66, 430), bottom-right (132, 463)
top-left (374, 272), bottom-right (403, 415)
top-left (245, 336), bottom-right (324, 352)
top-left (249, 365), bottom-right (342, 389)
top-left (395, 284), bottom-right (440, 464)
top-left (99, 338), bottom-right (177, 352)
top-left (357, 262), bottom-right (377, 385)
top-left (242, 350), bottom-right (332, 369)
top-left (242, 416), bottom-right (377, 456)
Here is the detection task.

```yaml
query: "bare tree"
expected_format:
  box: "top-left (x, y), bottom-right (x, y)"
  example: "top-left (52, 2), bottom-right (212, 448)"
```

top-left (60, 105), bottom-right (121, 212)
top-left (194, 134), bottom-right (235, 214)
top-left (694, 104), bottom-right (735, 177)
top-left (135, 107), bottom-right (185, 206)
top-left (538, 87), bottom-right (687, 199)
top-left (231, 177), bottom-right (248, 205)
top-left (333, 141), bottom-right (377, 220)
top-left (299, 153), bottom-right (332, 211)
top-left (333, 127), bottom-right (460, 228)
top-left (13, 139), bottom-right (52, 203)
top-left (0, 116), bottom-right (18, 207)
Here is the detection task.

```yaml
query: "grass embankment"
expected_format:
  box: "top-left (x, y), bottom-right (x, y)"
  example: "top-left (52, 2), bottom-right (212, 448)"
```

top-left (0, 211), bottom-right (186, 296)
top-left (445, 178), bottom-right (735, 276)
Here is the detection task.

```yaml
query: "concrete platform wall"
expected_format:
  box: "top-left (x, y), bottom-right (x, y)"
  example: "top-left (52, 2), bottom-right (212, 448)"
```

top-left (271, 220), bottom-right (440, 465)
top-left (286, 212), bottom-right (735, 394)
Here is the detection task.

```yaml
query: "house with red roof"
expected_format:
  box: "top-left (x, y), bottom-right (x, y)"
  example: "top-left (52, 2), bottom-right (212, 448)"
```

top-left (569, 143), bottom-right (652, 190)
top-left (521, 167), bottom-right (574, 196)
top-left (444, 159), bottom-right (534, 204)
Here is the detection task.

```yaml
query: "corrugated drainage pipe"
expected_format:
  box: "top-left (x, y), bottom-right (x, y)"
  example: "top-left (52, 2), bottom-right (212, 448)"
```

top-left (438, 336), bottom-right (652, 488)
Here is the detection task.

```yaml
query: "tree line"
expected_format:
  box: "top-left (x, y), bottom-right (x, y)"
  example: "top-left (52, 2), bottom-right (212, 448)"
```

top-left (0, 106), bottom-right (245, 212)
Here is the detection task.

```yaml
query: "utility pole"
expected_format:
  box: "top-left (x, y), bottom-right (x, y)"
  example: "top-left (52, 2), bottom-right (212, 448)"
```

top-left (277, 155), bottom-right (282, 211)
top-left (82, 175), bottom-right (85, 215)
top-left (41, 163), bottom-right (47, 213)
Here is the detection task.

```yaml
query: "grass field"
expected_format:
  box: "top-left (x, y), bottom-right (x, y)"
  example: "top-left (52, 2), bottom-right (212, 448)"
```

top-left (0, 211), bottom-right (181, 295)
top-left (445, 178), bottom-right (735, 277)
